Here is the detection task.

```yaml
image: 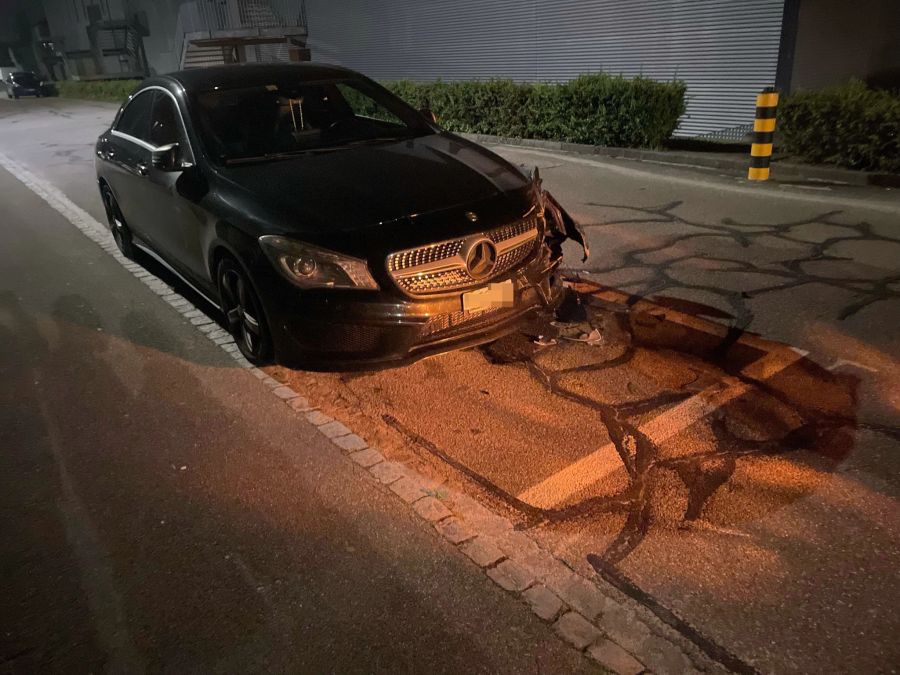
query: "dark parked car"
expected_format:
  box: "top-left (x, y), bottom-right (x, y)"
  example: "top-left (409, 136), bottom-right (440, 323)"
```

top-left (5, 71), bottom-right (46, 98)
top-left (94, 63), bottom-right (586, 370)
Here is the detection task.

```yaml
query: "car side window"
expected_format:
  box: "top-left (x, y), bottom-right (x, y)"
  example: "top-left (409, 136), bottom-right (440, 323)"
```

top-left (150, 93), bottom-right (186, 148)
top-left (335, 83), bottom-right (405, 127)
top-left (115, 90), bottom-right (155, 142)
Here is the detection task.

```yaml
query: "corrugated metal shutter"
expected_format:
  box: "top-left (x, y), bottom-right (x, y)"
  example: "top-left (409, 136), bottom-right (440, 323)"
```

top-left (304, 0), bottom-right (785, 138)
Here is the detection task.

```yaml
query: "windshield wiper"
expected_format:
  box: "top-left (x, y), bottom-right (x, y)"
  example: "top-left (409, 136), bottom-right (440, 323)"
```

top-left (340, 135), bottom-right (412, 147)
top-left (224, 147), bottom-right (348, 166)
top-left (223, 135), bottom-right (418, 165)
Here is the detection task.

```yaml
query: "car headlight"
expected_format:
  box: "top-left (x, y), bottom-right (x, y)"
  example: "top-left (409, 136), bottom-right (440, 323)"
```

top-left (259, 235), bottom-right (378, 290)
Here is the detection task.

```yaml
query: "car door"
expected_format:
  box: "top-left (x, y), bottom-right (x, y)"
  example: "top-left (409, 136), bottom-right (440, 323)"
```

top-left (143, 90), bottom-right (208, 282)
top-left (106, 90), bottom-right (156, 246)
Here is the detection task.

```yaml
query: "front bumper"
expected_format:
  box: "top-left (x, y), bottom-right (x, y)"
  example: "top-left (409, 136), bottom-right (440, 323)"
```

top-left (262, 248), bottom-right (564, 371)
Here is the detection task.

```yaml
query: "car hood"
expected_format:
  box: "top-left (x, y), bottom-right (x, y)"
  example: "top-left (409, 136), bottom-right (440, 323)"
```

top-left (214, 132), bottom-right (529, 234)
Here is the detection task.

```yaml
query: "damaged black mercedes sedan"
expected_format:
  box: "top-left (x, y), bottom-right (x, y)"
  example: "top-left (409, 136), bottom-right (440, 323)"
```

top-left (94, 63), bottom-right (586, 370)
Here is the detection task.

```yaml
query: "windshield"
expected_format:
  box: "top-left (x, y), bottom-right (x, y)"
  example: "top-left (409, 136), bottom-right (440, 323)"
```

top-left (191, 77), bottom-right (432, 164)
top-left (12, 73), bottom-right (39, 85)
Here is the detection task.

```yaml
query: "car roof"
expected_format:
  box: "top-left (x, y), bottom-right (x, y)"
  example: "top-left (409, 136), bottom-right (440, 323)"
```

top-left (164, 62), bottom-right (360, 92)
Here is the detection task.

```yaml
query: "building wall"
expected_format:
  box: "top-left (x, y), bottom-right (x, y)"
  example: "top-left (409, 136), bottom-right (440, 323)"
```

top-left (42, 0), bottom-right (126, 53)
top-left (39, 0), bottom-right (183, 76)
top-left (791, 0), bottom-right (900, 91)
top-left (134, 0), bottom-right (181, 75)
top-left (304, 0), bottom-right (787, 138)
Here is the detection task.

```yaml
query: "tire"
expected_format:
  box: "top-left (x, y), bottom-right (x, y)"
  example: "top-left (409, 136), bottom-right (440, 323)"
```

top-left (100, 186), bottom-right (136, 259)
top-left (217, 257), bottom-right (272, 364)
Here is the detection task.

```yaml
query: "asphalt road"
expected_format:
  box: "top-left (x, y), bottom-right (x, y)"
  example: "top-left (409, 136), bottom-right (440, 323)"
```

top-left (0, 131), bottom-right (599, 670)
top-left (1, 96), bottom-right (898, 674)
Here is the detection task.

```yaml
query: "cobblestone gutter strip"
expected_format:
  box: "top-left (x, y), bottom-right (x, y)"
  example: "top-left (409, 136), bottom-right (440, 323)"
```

top-left (458, 132), bottom-right (900, 187)
top-left (0, 151), bottom-right (734, 675)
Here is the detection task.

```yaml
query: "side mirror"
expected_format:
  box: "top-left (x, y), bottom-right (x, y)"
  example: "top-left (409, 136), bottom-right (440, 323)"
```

top-left (151, 142), bottom-right (180, 171)
top-left (420, 107), bottom-right (438, 124)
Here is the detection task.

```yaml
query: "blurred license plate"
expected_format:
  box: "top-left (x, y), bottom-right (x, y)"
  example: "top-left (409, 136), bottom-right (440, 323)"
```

top-left (462, 280), bottom-right (515, 312)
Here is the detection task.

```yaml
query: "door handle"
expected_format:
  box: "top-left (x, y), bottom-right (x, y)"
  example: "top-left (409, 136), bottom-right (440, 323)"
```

top-left (136, 162), bottom-right (148, 176)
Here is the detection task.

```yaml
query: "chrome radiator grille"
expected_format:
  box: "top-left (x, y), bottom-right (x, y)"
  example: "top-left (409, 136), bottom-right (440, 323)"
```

top-left (387, 216), bottom-right (540, 295)
top-left (421, 306), bottom-right (512, 338)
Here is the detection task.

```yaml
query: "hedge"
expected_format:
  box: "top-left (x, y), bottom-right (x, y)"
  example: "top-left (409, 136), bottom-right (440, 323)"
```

top-left (780, 80), bottom-right (900, 173)
top-left (55, 73), bottom-right (686, 149)
top-left (57, 79), bottom-right (142, 103)
top-left (381, 74), bottom-right (686, 148)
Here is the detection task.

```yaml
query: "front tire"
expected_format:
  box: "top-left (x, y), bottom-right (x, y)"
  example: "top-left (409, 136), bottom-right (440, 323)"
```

top-left (217, 258), bottom-right (272, 364)
top-left (100, 186), bottom-right (136, 259)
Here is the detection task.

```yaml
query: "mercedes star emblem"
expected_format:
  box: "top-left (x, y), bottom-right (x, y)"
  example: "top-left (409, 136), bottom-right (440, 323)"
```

top-left (465, 238), bottom-right (498, 279)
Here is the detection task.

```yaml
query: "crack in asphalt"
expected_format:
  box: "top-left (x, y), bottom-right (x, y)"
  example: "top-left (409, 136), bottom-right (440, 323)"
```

top-left (578, 200), bottom-right (900, 324)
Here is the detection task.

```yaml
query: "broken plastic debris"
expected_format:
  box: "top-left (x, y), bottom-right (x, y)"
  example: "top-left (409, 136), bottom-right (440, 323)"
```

top-left (534, 335), bottom-right (558, 347)
top-left (585, 329), bottom-right (603, 345)
top-left (562, 328), bottom-right (604, 345)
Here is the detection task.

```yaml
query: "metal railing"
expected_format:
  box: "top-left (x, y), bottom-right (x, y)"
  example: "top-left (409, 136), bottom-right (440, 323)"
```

top-left (180, 0), bottom-right (306, 33)
top-left (176, 0), bottom-right (307, 69)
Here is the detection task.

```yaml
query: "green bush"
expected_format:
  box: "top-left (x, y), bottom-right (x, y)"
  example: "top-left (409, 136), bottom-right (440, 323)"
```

top-left (55, 74), bottom-right (686, 149)
top-left (383, 74), bottom-right (686, 148)
top-left (780, 80), bottom-right (900, 173)
top-left (57, 79), bottom-right (143, 103)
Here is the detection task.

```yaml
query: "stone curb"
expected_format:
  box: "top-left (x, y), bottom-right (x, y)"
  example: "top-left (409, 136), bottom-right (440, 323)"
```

top-left (0, 150), bottom-right (722, 675)
top-left (459, 132), bottom-right (900, 187)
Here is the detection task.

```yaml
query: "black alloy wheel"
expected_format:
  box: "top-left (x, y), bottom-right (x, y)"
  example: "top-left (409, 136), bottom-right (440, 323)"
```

top-left (100, 186), bottom-right (136, 259)
top-left (218, 258), bottom-right (272, 364)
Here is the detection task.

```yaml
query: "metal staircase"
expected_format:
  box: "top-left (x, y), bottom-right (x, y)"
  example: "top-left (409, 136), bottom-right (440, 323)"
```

top-left (178, 0), bottom-right (309, 70)
top-left (243, 1), bottom-right (290, 62)
top-left (182, 44), bottom-right (230, 69)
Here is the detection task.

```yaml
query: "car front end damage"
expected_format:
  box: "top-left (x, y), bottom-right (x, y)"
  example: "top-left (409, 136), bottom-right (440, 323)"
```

top-left (260, 170), bottom-right (588, 371)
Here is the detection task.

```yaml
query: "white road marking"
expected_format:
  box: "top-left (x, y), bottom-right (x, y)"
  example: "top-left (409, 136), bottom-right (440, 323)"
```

top-left (517, 349), bottom-right (805, 509)
top-left (828, 358), bottom-right (879, 373)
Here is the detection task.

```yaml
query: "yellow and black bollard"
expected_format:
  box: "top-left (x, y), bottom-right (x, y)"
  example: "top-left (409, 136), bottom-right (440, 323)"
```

top-left (748, 87), bottom-right (778, 181)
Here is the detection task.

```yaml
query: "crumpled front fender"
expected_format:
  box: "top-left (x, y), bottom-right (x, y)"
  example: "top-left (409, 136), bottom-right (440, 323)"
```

top-left (528, 166), bottom-right (590, 262)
